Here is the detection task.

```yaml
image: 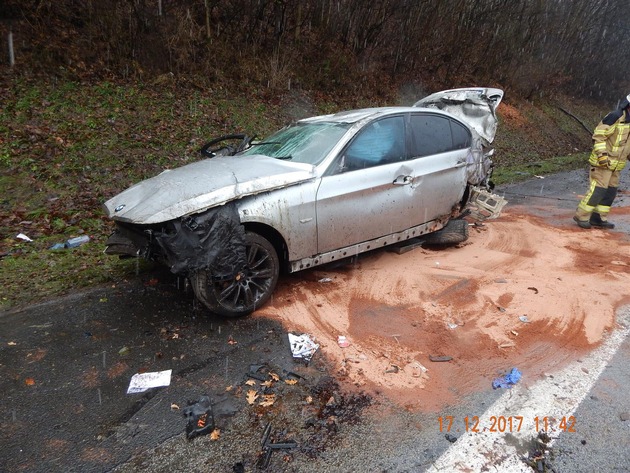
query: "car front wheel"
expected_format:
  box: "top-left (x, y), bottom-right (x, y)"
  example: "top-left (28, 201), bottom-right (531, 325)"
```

top-left (191, 232), bottom-right (280, 317)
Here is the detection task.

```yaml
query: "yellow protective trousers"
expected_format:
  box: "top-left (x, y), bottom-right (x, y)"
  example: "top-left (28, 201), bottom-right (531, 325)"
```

top-left (575, 166), bottom-right (620, 220)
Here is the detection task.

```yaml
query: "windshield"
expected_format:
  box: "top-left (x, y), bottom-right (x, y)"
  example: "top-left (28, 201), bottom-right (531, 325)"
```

top-left (241, 122), bottom-right (350, 165)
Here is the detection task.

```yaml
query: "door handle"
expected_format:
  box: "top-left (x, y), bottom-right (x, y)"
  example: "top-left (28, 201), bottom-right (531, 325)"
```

top-left (393, 175), bottom-right (412, 185)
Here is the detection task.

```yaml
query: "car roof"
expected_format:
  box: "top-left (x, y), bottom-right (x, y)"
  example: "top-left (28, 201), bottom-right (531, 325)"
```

top-left (298, 106), bottom-right (450, 125)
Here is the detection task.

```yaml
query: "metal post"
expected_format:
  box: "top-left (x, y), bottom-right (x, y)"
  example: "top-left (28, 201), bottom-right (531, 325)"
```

top-left (8, 29), bottom-right (15, 67)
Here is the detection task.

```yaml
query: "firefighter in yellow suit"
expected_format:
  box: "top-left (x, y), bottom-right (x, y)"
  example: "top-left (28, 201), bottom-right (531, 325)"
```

top-left (574, 94), bottom-right (630, 229)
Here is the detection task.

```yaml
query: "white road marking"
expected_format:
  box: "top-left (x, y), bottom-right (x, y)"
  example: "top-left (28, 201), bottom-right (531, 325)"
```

top-left (426, 308), bottom-right (630, 472)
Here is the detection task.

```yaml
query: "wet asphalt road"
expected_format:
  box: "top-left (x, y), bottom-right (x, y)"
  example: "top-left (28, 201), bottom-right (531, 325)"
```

top-left (1, 169), bottom-right (630, 473)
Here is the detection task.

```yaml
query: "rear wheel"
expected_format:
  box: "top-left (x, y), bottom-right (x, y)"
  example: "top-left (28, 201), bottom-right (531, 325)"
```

top-left (422, 219), bottom-right (469, 246)
top-left (191, 232), bottom-right (279, 317)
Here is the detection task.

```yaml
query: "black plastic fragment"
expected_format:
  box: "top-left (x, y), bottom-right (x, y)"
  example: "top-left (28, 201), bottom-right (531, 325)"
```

top-left (182, 395), bottom-right (215, 440)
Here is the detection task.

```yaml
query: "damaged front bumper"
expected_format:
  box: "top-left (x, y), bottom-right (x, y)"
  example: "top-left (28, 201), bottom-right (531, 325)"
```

top-left (104, 203), bottom-right (247, 277)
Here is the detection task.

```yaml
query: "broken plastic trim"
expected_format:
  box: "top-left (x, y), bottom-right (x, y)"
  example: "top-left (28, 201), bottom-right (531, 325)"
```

top-left (106, 203), bottom-right (248, 278)
top-left (465, 187), bottom-right (508, 221)
top-left (153, 203), bottom-right (247, 276)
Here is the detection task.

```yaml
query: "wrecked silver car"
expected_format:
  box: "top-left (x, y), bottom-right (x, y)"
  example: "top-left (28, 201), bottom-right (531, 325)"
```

top-left (103, 88), bottom-right (504, 317)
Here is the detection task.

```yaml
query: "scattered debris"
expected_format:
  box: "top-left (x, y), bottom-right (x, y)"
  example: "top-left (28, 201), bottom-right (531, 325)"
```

top-left (385, 365), bottom-right (400, 374)
top-left (258, 423), bottom-right (298, 470)
top-left (318, 277), bottom-right (333, 283)
top-left (16, 233), bottom-right (33, 242)
top-left (522, 431), bottom-right (557, 472)
top-left (445, 433), bottom-right (458, 443)
top-left (499, 342), bottom-right (516, 349)
top-left (406, 361), bottom-right (428, 377)
top-left (466, 188), bottom-right (508, 221)
top-left (183, 395), bottom-right (215, 440)
top-left (288, 333), bottom-right (319, 362)
top-left (127, 369), bottom-right (172, 394)
top-left (519, 315), bottom-right (531, 323)
top-left (527, 287), bottom-right (539, 294)
top-left (50, 235), bottom-right (91, 250)
top-left (337, 335), bottom-right (350, 348)
top-left (429, 355), bottom-right (453, 362)
top-left (118, 346), bottom-right (130, 356)
top-left (620, 412), bottom-right (630, 421)
top-left (492, 367), bottom-right (522, 389)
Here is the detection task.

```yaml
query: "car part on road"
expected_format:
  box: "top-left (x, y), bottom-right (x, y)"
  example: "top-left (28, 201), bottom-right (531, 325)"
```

top-left (429, 355), bottom-right (453, 362)
top-left (258, 422), bottom-right (298, 470)
top-left (466, 187), bottom-right (508, 220)
top-left (421, 218), bottom-right (469, 246)
top-left (183, 395), bottom-right (215, 440)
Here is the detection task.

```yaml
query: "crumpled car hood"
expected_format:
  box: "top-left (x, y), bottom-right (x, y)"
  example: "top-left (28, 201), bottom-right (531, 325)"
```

top-left (414, 87), bottom-right (504, 146)
top-left (103, 155), bottom-right (315, 224)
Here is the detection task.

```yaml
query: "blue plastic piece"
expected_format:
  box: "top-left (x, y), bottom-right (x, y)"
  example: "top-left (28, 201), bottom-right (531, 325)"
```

top-left (492, 368), bottom-right (522, 389)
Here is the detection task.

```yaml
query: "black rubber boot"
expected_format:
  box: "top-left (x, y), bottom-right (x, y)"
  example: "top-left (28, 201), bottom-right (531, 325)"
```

top-left (590, 213), bottom-right (615, 229)
top-left (573, 216), bottom-right (591, 229)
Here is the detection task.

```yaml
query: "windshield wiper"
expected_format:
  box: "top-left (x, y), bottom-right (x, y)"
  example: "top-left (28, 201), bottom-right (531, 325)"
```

top-left (275, 155), bottom-right (293, 160)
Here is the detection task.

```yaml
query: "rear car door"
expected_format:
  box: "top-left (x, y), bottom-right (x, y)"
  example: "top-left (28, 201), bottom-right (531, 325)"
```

top-left (404, 113), bottom-right (470, 222)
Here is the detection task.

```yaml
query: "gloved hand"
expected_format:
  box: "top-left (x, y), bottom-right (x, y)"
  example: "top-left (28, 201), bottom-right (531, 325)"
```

top-left (597, 155), bottom-right (610, 167)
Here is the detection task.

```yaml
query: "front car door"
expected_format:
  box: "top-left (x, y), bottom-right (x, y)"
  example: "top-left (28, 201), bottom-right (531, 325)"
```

top-left (315, 115), bottom-right (414, 253)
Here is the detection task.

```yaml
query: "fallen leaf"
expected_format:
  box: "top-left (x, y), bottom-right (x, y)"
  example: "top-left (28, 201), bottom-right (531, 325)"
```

top-left (210, 429), bottom-right (220, 441)
top-left (259, 394), bottom-right (276, 407)
top-left (305, 395), bottom-right (313, 404)
top-left (246, 389), bottom-right (259, 405)
top-left (269, 372), bottom-right (280, 381)
top-left (284, 379), bottom-right (298, 385)
top-left (225, 385), bottom-right (234, 392)
top-left (25, 378), bottom-right (35, 386)
top-left (8, 341), bottom-right (17, 346)
top-left (227, 336), bottom-right (237, 345)
top-left (170, 403), bottom-right (180, 410)
top-left (262, 380), bottom-right (274, 388)
top-left (245, 379), bottom-right (257, 386)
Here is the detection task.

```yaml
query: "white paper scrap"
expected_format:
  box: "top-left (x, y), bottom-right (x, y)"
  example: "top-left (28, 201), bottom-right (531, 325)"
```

top-left (127, 369), bottom-right (172, 394)
top-left (288, 333), bottom-right (319, 361)
top-left (16, 233), bottom-right (33, 242)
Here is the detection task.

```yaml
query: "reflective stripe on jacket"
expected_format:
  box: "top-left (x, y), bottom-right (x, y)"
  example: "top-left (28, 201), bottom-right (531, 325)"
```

top-left (588, 108), bottom-right (630, 171)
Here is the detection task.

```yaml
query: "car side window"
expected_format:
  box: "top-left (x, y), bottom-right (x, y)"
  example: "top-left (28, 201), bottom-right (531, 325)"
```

top-left (450, 119), bottom-right (472, 149)
top-left (409, 114), bottom-right (454, 158)
top-left (339, 116), bottom-right (405, 172)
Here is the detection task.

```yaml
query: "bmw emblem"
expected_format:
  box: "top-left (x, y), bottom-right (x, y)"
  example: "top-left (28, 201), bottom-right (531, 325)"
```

top-left (114, 204), bottom-right (126, 212)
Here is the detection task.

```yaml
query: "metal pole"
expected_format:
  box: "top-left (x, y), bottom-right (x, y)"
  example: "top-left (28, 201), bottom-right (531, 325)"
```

top-left (8, 29), bottom-right (15, 67)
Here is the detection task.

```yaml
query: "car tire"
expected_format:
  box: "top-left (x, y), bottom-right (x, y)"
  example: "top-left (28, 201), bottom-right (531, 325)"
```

top-left (191, 231), bottom-right (280, 317)
top-left (422, 219), bottom-right (469, 246)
